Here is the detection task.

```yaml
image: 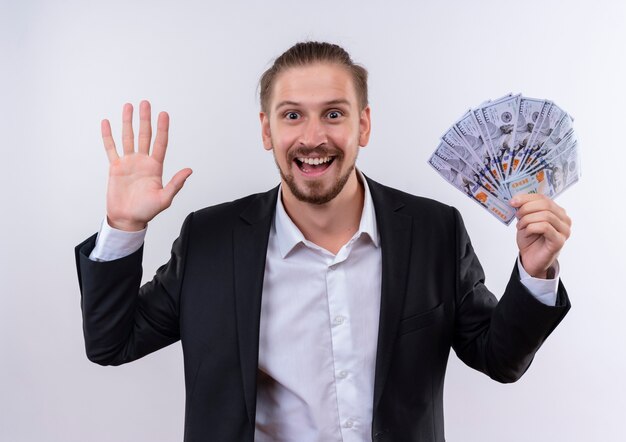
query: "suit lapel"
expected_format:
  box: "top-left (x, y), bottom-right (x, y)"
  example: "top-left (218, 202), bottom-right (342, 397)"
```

top-left (367, 178), bottom-right (414, 412)
top-left (232, 186), bottom-right (279, 427)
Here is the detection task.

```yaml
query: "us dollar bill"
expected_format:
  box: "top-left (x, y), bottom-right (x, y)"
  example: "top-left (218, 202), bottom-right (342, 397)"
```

top-left (428, 153), bottom-right (480, 195)
top-left (433, 141), bottom-right (500, 196)
top-left (510, 97), bottom-right (549, 177)
top-left (519, 102), bottom-right (567, 173)
top-left (453, 111), bottom-right (506, 194)
top-left (524, 126), bottom-right (578, 173)
top-left (523, 140), bottom-right (580, 197)
top-left (527, 113), bottom-right (575, 168)
top-left (550, 141), bottom-right (580, 197)
top-left (480, 94), bottom-right (521, 179)
top-left (440, 122), bottom-right (481, 167)
top-left (440, 124), bottom-right (504, 194)
top-left (470, 107), bottom-right (508, 186)
top-left (429, 94), bottom-right (579, 225)
top-left (428, 154), bottom-right (516, 224)
top-left (506, 168), bottom-right (555, 198)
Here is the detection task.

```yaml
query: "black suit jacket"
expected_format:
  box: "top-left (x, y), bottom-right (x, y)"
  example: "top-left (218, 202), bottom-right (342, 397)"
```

top-left (75, 177), bottom-right (570, 441)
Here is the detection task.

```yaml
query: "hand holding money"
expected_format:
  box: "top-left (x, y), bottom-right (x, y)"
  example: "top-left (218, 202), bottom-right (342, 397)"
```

top-left (428, 94), bottom-right (580, 225)
top-left (510, 194), bottom-right (571, 278)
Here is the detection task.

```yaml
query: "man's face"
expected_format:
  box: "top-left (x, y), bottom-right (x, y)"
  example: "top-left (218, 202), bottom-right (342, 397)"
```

top-left (260, 63), bottom-right (371, 205)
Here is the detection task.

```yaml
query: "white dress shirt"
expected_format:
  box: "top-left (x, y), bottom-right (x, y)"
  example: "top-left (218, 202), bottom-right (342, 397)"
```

top-left (254, 177), bottom-right (381, 441)
top-left (89, 174), bottom-right (559, 441)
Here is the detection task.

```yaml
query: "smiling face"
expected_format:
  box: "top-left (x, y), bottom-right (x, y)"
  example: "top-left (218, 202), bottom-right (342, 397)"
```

top-left (260, 63), bottom-right (371, 205)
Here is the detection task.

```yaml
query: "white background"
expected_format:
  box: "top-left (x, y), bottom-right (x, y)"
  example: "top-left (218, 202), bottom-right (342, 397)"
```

top-left (1, 1), bottom-right (624, 441)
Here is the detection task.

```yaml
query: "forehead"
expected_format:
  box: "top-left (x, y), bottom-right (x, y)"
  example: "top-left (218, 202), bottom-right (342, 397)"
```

top-left (270, 63), bottom-right (357, 110)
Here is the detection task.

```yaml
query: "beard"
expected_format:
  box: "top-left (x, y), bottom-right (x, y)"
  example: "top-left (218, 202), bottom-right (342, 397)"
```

top-left (274, 145), bottom-right (357, 205)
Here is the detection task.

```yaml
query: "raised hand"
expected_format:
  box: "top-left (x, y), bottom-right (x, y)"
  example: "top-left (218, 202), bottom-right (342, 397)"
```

top-left (102, 101), bottom-right (192, 231)
top-left (510, 194), bottom-right (572, 279)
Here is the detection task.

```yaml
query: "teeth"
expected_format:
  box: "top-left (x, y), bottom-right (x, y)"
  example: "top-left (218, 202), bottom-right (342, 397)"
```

top-left (297, 156), bottom-right (333, 165)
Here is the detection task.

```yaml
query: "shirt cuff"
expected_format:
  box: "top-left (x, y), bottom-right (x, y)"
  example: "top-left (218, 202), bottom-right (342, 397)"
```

top-left (517, 257), bottom-right (560, 306)
top-left (88, 218), bottom-right (147, 262)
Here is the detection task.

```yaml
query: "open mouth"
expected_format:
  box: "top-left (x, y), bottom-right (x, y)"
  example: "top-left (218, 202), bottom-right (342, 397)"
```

top-left (294, 156), bottom-right (336, 176)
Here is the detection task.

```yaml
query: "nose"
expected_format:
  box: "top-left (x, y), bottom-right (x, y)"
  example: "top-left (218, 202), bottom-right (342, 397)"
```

top-left (299, 117), bottom-right (327, 148)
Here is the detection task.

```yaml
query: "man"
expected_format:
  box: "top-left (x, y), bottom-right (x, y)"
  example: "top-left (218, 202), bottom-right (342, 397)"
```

top-left (76, 42), bottom-right (572, 441)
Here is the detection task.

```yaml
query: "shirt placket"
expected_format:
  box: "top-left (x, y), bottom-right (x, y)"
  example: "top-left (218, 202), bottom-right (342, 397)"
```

top-left (325, 239), bottom-right (361, 440)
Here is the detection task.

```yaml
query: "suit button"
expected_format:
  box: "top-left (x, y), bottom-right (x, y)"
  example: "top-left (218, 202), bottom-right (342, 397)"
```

top-left (374, 429), bottom-right (389, 439)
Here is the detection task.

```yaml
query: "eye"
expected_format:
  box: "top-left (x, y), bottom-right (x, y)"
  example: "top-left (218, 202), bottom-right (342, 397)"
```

top-left (285, 112), bottom-right (300, 120)
top-left (327, 110), bottom-right (342, 119)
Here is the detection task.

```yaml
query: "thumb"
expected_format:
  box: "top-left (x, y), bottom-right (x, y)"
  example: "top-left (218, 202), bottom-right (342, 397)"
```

top-left (162, 168), bottom-right (193, 205)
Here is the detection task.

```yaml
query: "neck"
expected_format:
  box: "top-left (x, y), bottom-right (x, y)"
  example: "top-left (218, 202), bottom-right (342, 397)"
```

top-left (281, 170), bottom-right (365, 254)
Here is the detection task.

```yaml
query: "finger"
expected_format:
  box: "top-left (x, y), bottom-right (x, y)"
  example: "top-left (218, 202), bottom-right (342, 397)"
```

top-left (510, 192), bottom-right (549, 208)
top-left (101, 119), bottom-right (119, 163)
top-left (515, 197), bottom-right (567, 222)
top-left (517, 210), bottom-right (571, 239)
top-left (121, 102), bottom-right (135, 155)
top-left (520, 202), bottom-right (570, 229)
top-left (161, 168), bottom-right (193, 207)
top-left (138, 100), bottom-right (152, 155)
top-left (520, 220), bottom-right (566, 249)
top-left (515, 199), bottom-right (550, 220)
top-left (152, 111), bottom-right (170, 163)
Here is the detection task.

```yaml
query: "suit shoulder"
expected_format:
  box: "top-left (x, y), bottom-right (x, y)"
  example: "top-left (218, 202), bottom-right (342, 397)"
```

top-left (187, 187), bottom-right (278, 227)
top-left (370, 179), bottom-right (458, 219)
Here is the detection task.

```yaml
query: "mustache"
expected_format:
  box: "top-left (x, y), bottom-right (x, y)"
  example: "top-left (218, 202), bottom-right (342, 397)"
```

top-left (288, 146), bottom-right (343, 161)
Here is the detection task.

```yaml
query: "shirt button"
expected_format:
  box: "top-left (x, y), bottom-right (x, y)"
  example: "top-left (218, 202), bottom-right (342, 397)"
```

top-left (338, 370), bottom-right (348, 379)
top-left (344, 419), bottom-right (354, 428)
top-left (334, 315), bottom-right (345, 325)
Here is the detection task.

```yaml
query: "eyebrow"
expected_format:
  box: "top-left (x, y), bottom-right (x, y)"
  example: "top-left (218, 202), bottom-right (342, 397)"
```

top-left (274, 99), bottom-right (352, 110)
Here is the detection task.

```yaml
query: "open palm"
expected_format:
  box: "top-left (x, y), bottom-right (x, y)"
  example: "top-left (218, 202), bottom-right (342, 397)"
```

top-left (102, 101), bottom-right (192, 231)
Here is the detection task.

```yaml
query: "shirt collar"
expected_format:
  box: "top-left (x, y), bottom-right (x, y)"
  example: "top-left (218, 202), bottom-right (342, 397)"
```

top-left (274, 169), bottom-right (380, 258)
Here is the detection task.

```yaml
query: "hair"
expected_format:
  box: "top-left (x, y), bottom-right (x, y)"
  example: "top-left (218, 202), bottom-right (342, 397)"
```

top-left (259, 41), bottom-right (369, 113)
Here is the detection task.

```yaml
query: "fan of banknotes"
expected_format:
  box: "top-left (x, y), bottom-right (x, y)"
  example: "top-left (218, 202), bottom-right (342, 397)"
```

top-left (428, 94), bottom-right (580, 224)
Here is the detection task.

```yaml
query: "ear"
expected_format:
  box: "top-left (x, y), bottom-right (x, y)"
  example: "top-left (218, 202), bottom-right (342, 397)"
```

top-left (358, 106), bottom-right (371, 147)
top-left (260, 111), bottom-right (273, 150)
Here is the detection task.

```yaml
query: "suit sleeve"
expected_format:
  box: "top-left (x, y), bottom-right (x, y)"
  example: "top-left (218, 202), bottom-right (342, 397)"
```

top-left (75, 212), bottom-right (194, 366)
top-left (450, 207), bottom-right (570, 383)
